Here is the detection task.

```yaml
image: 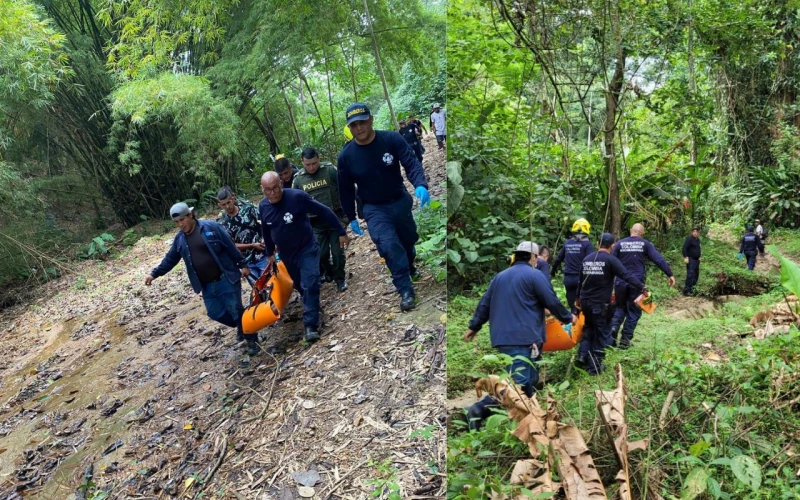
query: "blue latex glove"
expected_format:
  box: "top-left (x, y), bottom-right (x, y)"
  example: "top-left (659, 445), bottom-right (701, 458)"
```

top-left (349, 220), bottom-right (365, 236)
top-left (414, 186), bottom-right (430, 207)
top-left (737, 253), bottom-right (743, 259)
top-left (564, 323), bottom-right (573, 334)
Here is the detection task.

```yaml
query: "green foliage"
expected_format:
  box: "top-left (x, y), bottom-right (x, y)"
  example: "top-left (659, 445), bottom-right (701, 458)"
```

top-left (366, 459), bottom-right (401, 500)
top-left (81, 232), bottom-right (115, 259)
top-left (98, 0), bottom-right (236, 79)
top-left (747, 124), bottom-right (800, 227)
top-left (415, 199), bottom-right (446, 282)
top-left (767, 245), bottom-right (800, 298)
top-left (109, 72), bottom-right (239, 184)
top-left (0, 0), bottom-right (71, 148)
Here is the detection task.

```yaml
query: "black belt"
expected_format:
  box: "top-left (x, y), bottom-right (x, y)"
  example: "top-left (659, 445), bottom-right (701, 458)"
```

top-left (201, 275), bottom-right (223, 285)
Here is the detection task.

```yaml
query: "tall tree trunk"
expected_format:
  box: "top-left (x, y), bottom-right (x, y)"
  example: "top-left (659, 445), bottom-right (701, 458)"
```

top-left (605, 0), bottom-right (624, 237)
top-left (688, 0), bottom-right (698, 164)
top-left (362, 0), bottom-right (398, 130)
top-left (298, 71), bottom-right (328, 137)
top-left (282, 90), bottom-right (302, 147)
top-left (340, 42), bottom-right (359, 101)
top-left (324, 45), bottom-right (337, 133)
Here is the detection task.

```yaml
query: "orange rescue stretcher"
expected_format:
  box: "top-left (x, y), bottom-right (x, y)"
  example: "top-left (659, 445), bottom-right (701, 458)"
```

top-left (242, 260), bottom-right (294, 334)
top-left (543, 312), bottom-right (585, 352)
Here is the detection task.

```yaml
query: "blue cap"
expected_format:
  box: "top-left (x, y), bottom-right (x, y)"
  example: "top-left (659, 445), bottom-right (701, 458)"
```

top-left (345, 103), bottom-right (371, 125)
top-left (600, 232), bottom-right (615, 246)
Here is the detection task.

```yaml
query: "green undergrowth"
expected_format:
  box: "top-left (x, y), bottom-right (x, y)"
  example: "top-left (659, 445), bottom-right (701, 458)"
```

top-left (447, 233), bottom-right (800, 498)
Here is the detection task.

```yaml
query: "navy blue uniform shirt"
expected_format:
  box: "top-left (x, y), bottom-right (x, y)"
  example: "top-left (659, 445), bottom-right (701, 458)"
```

top-left (259, 189), bottom-right (346, 260)
top-left (682, 236), bottom-right (701, 259)
top-left (739, 232), bottom-right (764, 256)
top-left (577, 251), bottom-right (645, 305)
top-left (399, 124), bottom-right (421, 145)
top-left (468, 262), bottom-right (572, 347)
top-left (611, 236), bottom-right (673, 283)
top-left (552, 234), bottom-right (594, 275)
top-left (337, 130), bottom-right (428, 222)
top-left (535, 258), bottom-right (551, 280)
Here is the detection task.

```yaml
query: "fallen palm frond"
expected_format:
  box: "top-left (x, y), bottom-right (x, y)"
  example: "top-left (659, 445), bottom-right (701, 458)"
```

top-left (478, 365), bottom-right (650, 499)
top-left (476, 376), bottom-right (606, 499)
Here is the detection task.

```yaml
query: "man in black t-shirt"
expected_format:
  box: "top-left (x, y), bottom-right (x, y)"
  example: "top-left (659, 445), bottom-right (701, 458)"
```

top-left (145, 203), bottom-right (256, 354)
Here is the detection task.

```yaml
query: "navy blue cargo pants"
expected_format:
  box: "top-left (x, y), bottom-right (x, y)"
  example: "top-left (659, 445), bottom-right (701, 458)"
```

top-left (282, 243), bottom-right (322, 328)
top-left (363, 192), bottom-right (418, 296)
top-left (610, 281), bottom-right (642, 347)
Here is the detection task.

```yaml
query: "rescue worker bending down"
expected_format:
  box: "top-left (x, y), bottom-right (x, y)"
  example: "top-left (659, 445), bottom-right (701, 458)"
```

top-left (738, 225), bottom-right (765, 271)
top-left (463, 241), bottom-right (576, 430)
top-left (552, 218), bottom-right (594, 312)
top-left (610, 223), bottom-right (674, 349)
top-left (259, 172), bottom-right (348, 343)
top-left (575, 233), bottom-right (645, 375)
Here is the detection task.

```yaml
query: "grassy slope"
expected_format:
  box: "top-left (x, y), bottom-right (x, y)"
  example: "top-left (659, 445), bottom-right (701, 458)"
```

top-left (447, 229), bottom-right (800, 499)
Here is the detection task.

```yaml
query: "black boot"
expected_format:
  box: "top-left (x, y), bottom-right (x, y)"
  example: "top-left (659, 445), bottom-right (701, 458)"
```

top-left (304, 326), bottom-right (320, 343)
top-left (335, 280), bottom-right (348, 292)
top-left (245, 338), bottom-right (260, 356)
top-left (400, 290), bottom-right (416, 312)
top-left (409, 267), bottom-right (421, 282)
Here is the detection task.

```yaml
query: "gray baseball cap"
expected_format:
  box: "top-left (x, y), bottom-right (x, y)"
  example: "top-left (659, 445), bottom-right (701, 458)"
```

top-left (170, 202), bottom-right (194, 220)
top-left (516, 241), bottom-right (539, 254)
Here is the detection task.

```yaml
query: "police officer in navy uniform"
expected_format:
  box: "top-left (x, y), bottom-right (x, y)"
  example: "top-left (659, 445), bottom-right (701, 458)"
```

top-left (552, 218), bottom-right (594, 312)
top-left (576, 233), bottom-right (645, 374)
top-left (259, 171), bottom-right (348, 343)
top-left (738, 225), bottom-right (765, 271)
top-left (610, 223), bottom-right (675, 349)
top-left (682, 227), bottom-right (701, 296)
top-left (293, 147), bottom-right (349, 292)
top-left (337, 103), bottom-right (431, 312)
top-left (398, 118), bottom-right (424, 162)
top-left (463, 241), bottom-right (575, 429)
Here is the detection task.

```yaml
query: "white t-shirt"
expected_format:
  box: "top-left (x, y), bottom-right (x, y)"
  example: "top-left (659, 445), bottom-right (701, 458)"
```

top-left (756, 224), bottom-right (764, 236)
top-left (430, 109), bottom-right (446, 135)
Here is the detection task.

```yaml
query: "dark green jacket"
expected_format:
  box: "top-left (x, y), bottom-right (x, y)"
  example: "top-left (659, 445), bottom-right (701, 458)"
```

top-left (292, 162), bottom-right (346, 224)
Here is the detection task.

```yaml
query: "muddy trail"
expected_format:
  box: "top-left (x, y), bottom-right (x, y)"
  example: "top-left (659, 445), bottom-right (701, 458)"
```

top-left (0, 136), bottom-right (446, 499)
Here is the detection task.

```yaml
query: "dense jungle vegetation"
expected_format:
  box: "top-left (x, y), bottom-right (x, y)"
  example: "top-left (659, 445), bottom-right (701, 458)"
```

top-left (447, 0), bottom-right (800, 291)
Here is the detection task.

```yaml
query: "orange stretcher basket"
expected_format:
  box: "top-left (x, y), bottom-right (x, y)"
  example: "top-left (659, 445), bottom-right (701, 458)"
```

top-left (543, 312), bottom-right (585, 352)
top-left (634, 291), bottom-right (656, 314)
top-left (241, 261), bottom-right (294, 334)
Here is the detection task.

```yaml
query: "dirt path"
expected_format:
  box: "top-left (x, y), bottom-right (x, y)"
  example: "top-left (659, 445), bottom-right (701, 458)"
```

top-left (0, 136), bottom-right (446, 499)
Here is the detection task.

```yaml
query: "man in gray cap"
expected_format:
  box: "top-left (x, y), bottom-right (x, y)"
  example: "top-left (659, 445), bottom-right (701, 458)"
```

top-left (429, 103), bottom-right (446, 150)
top-left (145, 203), bottom-right (257, 355)
top-left (462, 241), bottom-right (576, 430)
